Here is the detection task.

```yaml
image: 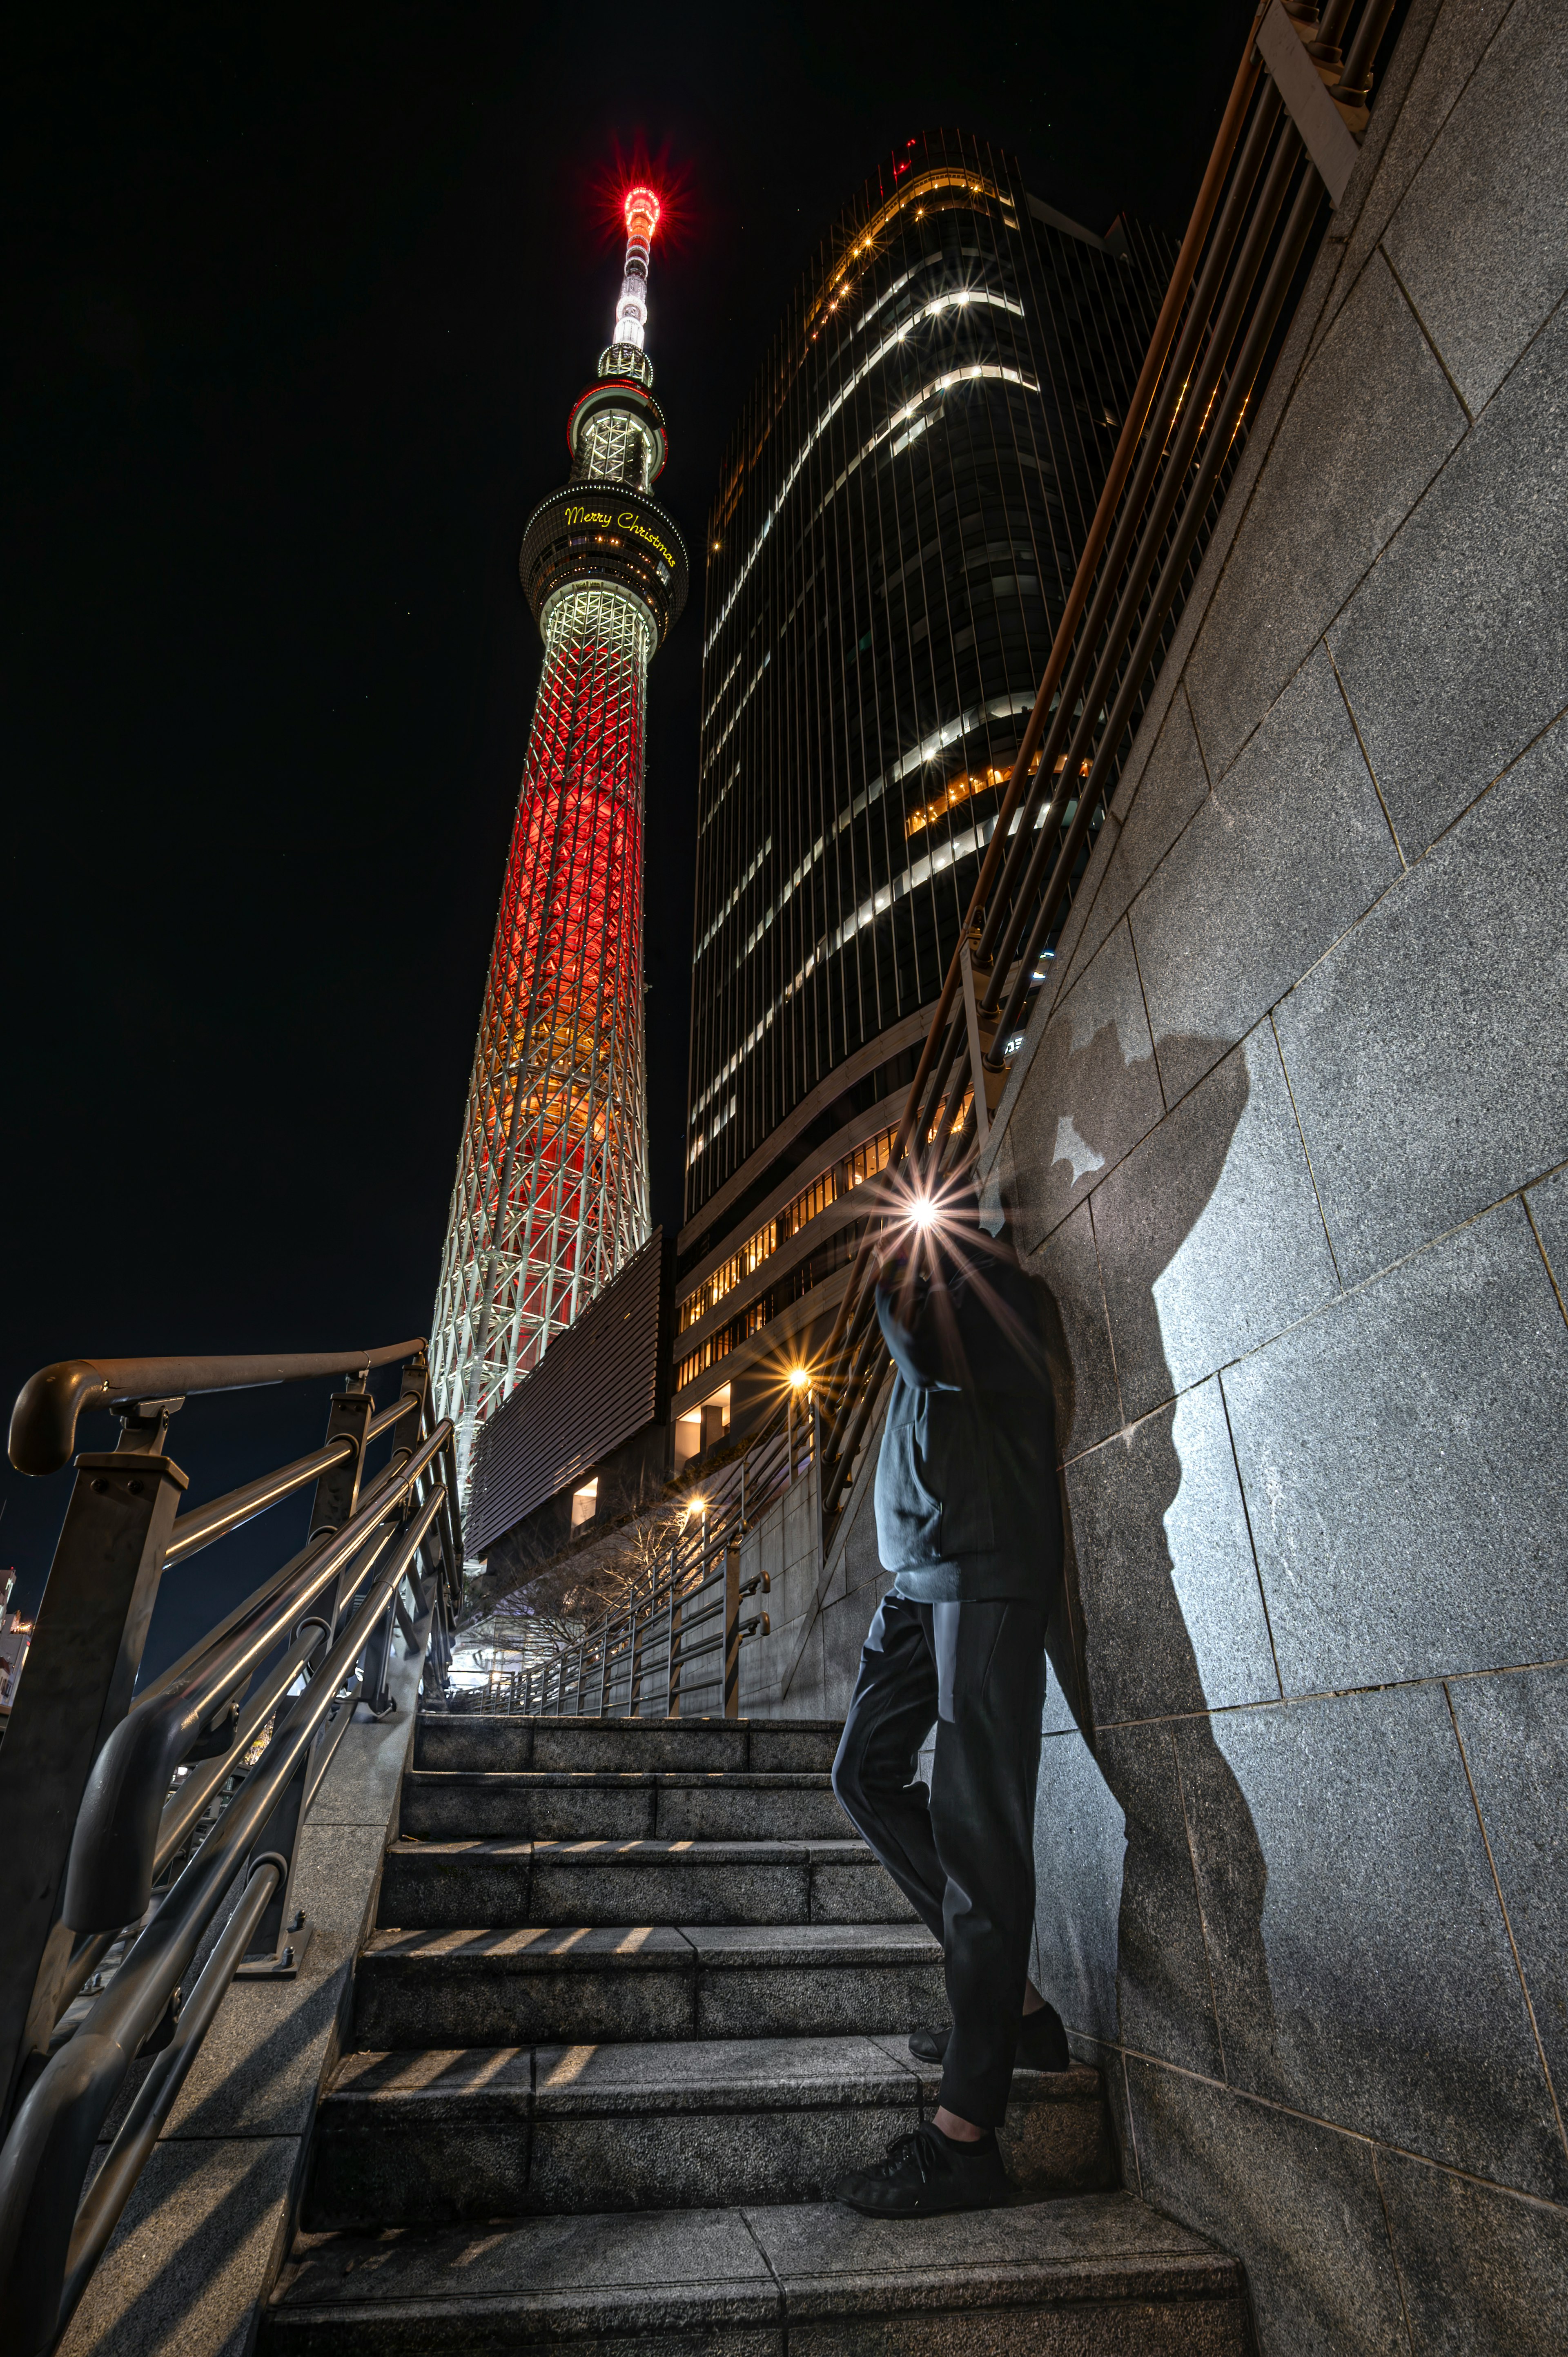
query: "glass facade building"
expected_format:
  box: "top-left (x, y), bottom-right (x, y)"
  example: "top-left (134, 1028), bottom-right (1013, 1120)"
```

top-left (673, 130), bottom-right (1175, 1443)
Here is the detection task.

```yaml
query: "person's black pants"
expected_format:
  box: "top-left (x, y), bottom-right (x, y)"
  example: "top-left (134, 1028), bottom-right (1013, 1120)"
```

top-left (831, 1591), bottom-right (1048, 2128)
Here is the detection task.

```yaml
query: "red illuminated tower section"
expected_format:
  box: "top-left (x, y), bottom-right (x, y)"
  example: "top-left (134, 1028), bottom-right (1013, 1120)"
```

top-left (432, 188), bottom-right (688, 1504)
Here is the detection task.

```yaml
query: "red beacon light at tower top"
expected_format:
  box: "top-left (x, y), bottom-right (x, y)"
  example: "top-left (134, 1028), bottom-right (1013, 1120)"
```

top-left (624, 186), bottom-right (661, 243)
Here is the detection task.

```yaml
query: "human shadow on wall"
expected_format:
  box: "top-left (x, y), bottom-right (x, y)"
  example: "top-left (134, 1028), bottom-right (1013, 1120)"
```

top-left (1026, 1023), bottom-right (1276, 2085)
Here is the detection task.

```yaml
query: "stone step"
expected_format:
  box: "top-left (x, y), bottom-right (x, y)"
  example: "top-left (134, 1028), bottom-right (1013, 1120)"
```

top-left (354, 1920), bottom-right (947, 2049)
top-left (413, 1714), bottom-right (843, 1778)
top-left (378, 1837), bottom-right (915, 1930)
top-left (266, 2191), bottom-right (1249, 2354)
top-left (400, 1768), bottom-right (851, 1844)
top-left (305, 2034), bottom-right (1116, 2230)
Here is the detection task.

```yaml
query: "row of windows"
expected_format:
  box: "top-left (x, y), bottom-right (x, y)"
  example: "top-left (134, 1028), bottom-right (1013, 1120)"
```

top-left (676, 1122), bottom-right (898, 1336)
top-left (674, 1217), bottom-right (871, 1396)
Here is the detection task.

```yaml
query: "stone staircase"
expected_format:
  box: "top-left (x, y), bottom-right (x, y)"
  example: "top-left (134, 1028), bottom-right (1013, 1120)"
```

top-left (263, 1713), bottom-right (1250, 2352)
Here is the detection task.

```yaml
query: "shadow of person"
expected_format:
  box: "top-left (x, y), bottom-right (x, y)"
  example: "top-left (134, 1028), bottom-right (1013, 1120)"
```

top-left (1025, 1027), bottom-right (1276, 2089)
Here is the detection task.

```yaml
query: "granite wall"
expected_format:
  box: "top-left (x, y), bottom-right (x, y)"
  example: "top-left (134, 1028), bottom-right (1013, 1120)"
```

top-left (985, 0), bottom-right (1568, 2342)
top-left (744, 1), bottom-right (1568, 2343)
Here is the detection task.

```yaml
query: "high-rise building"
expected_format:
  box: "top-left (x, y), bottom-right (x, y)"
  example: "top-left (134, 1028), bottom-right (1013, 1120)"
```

top-left (433, 188), bottom-right (687, 1503)
top-left (672, 131), bottom-right (1172, 1454)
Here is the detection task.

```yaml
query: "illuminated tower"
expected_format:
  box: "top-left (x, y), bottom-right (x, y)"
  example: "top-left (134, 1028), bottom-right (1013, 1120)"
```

top-left (433, 187), bottom-right (688, 1506)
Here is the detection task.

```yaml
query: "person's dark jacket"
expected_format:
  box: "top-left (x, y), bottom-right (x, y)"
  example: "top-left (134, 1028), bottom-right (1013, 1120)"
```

top-left (873, 1232), bottom-right (1061, 1605)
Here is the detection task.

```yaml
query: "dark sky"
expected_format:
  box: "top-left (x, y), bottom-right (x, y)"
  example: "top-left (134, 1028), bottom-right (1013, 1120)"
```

top-left (3, 0), bottom-right (1250, 1647)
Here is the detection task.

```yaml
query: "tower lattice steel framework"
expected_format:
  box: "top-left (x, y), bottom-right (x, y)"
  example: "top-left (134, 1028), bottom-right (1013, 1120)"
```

top-left (432, 189), bottom-right (687, 1507)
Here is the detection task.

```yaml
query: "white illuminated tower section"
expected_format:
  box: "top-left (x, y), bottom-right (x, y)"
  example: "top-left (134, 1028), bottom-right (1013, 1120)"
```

top-left (432, 187), bottom-right (687, 1507)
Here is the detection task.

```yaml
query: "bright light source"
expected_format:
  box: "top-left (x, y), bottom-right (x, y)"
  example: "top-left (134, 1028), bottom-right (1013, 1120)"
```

top-left (909, 1197), bottom-right (936, 1231)
top-left (685, 1495), bottom-right (706, 1519)
top-left (789, 1365), bottom-right (811, 1390)
top-left (624, 185), bottom-right (661, 241)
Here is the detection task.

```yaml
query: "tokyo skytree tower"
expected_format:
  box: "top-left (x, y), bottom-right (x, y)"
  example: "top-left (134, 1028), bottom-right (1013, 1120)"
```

top-left (432, 187), bottom-right (687, 1503)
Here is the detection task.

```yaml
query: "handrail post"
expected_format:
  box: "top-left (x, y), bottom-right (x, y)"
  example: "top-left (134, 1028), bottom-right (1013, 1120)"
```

top-left (239, 1374), bottom-right (382, 1977)
top-left (723, 1545), bottom-right (742, 1719)
top-left (0, 1425), bottom-right (189, 2125)
top-left (664, 1539), bottom-right (681, 1719)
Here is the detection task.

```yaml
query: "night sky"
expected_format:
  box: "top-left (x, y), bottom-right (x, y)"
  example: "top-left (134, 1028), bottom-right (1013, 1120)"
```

top-left (4, 1), bottom-right (1250, 1657)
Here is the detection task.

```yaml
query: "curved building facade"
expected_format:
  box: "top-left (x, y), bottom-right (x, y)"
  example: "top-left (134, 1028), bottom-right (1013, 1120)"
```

top-left (673, 131), bottom-right (1172, 1446)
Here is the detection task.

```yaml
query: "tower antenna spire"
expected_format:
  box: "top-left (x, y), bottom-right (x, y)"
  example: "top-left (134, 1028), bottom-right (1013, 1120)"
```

top-left (610, 185), bottom-right (661, 362)
top-left (431, 180), bottom-right (686, 1522)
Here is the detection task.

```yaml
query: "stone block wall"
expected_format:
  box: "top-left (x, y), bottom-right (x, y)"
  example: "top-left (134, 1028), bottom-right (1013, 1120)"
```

top-left (982, 0), bottom-right (1568, 2342)
top-left (741, 1), bottom-right (1568, 2340)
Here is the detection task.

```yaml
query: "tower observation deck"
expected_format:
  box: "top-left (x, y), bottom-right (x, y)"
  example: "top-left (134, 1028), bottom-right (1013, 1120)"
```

top-left (432, 187), bottom-right (688, 1506)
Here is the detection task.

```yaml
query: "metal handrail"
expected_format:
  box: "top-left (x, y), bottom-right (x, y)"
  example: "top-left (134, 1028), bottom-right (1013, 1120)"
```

top-left (8, 1340), bottom-right (426, 1477)
top-left (519, 1387), bottom-right (808, 1717)
top-left (0, 1485), bottom-right (444, 2354)
top-left (0, 1338), bottom-right (461, 2356)
top-left (804, 0), bottom-right (1401, 1562)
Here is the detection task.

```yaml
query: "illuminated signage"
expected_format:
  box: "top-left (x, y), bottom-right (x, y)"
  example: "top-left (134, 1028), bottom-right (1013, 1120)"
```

top-left (559, 499), bottom-right (678, 573)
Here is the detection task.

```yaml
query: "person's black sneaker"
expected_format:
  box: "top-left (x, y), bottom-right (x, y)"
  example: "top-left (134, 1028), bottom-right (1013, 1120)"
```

top-left (827, 2121), bottom-right (1011, 2215)
top-left (908, 2001), bottom-right (1071, 2072)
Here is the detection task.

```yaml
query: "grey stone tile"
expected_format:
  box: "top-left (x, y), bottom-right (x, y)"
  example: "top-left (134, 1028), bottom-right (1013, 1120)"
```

top-left (1186, 255), bottom-right (1466, 781)
top-left (532, 1720), bottom-right (750, 1773)
top-left (818, 1586), bottom-right (881, 1725)
top-left (310, 1699), bottom-right (417, 1826)
top-left (1449, 1664), bottom-right (1568, 2119)
top-left (1328, 0), bottom-right (1516, 339)
top-left (808, 1856), bottom-right (917, 1924)
top-left (655, 1775), bottom-right (848, 1842)
top-left (529, 2041), bottom-right (919, 2214)
top-left (1077, 691), bottom-right (1212, 978)
top-left (1065, 1380), bottom-right (1278, 1726)
top-left (402, 1769), bottom-right (657, 1842)
top-left (1091, 1023), bottom-right (1341, 1422)
top-left (377, 1836), bottom-right (532, 1929)
top-left (414, 1713), bottom-right (534, 1771)
top-left (1031, 1728), bottom-right (1124, 2045)
top-left (530, 1843), bottom-right (814, 1929)
top-left (1027, 1198), bottom-right (1123, 1462)
top-left (272, 2203), bottom-right (783, 2345)
top-left (1376, 2145), bottom-right (1568, 2354)
top-left (1043, 810), bottom-right (1121, 1008)
top-left (1125, 2059), bottom-right (1412, 2356)
top-left (753, 2188), bottom-right (1247, 2349)
top-left (355, 1925), bottom-right (698, 2052)
top-left (1384, 0), bottom-right (1568, 416)
top-left (532, 2031), bottom-right (914, 2112)
top-left (1096, 1722), bottom-right (1224, 2078)
top-left (1223, 1201), bottom-right (1568, 1691)
top-left (1008, 919), bottom-right (1163, 1251)
top-left (1135, 648), bottom-right (1403, 1106)
top-left (1526, 1166), bottom-right (1568, 1303)
top-left (1180, 1685), bottom-right (1568, 2196)
top-left (1330, 290), bottom-right (1568, 856)
top-left (746, 1722), bottom-right (842, 1773)
top-left (60, 2133), bottom-right (300, 2357)
top-left (1067, 2031), bottom-right (1139, 2192)
top-left (1276, 719), bottom-right (1568, 1285)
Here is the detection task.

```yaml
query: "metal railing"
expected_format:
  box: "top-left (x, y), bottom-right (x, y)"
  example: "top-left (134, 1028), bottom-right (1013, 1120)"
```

top-left (0, 1340), bottom-right (462, 2357)
top-left (522, 1387), bottom-right (814, 1718)
top-left (796, 0), bottom-right (1400, 1583)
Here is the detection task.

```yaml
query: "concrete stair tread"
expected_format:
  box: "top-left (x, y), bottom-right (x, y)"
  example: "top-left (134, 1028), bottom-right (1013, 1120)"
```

top-left (267, 2192), bottom-right (1247, 2347)
top-left (325, 2032), bottom-right (1103, 2118)
top-left (364, 1921), bottom-right (941, 1967)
